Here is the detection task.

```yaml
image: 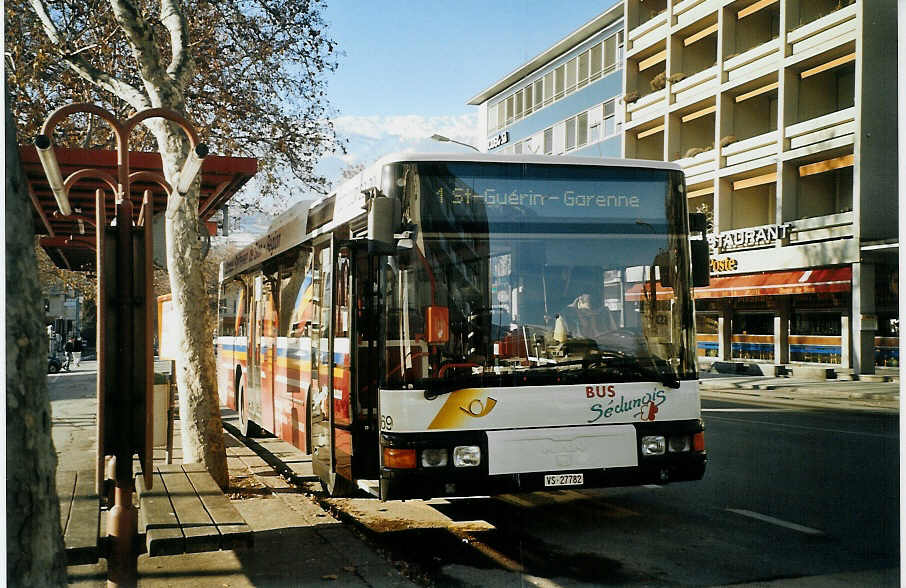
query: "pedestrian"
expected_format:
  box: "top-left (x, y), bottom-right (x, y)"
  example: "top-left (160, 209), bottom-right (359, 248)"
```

top-left (73, 335), bottom-right (83, 367)
top-left (63, 336), bottom-right (74, 371)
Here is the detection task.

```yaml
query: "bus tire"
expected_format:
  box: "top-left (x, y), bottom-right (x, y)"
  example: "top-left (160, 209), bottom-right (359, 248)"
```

top-left (238, 384), bottom-right (250, 437)
top-left (319, 472), bottom-right (356, 498)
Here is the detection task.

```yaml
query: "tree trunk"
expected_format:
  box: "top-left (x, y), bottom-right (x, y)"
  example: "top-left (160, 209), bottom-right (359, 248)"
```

top-left (158, 125), bottom-right (228, 489)
top-left (5, 91), bottom-right (68, 587)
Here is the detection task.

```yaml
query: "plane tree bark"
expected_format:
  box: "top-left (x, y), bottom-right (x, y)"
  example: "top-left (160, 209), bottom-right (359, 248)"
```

top-left (6, 91), bottom-right (68, 588)
top-left (10, 0), bottom-right (340, 489)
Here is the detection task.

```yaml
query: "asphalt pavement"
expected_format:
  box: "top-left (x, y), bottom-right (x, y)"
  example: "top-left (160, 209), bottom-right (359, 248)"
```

top-left (48, 360), bottom-right (899, 586)
top-left (49, 361), bottom-right (418, 587)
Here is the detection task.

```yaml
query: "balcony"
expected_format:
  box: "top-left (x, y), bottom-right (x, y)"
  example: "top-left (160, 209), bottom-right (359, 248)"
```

top-left (627, 122), bottom-right (664, 161)
top-left (625, 42), bottom-right (668, 125)
top-left (678, 149), bottom-right (716, 185)
top-left (783, 151), bottom-right (854, 227)
top-left (720, 77), bottom-right (779, 167)
top-left (672, 0), bottom-right (720, 30)
top-left (671, 65), bottom-right (718, 106)
top-left (627, 0), bottom-right (668, 54)
top-left (724, 39), bottom-right (781, 83)
top-left (786, 107), bottom-right (855, 152)
top-left (722, 130), bottom-right (778, 168)
top-left (720, 167), bottom-right (777, 232)
top-left (787, 1), bottom-right (856, 57)
top-left (626, 89), bottom-right (667, 125)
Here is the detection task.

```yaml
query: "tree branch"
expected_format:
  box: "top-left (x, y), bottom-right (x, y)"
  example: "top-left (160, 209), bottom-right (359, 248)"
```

top-left (28, 0), bottom-right (149, 110)
top-left (160, 0), bottom-right (193, 89)
top-left (107, 0), bottom-right (175, 106)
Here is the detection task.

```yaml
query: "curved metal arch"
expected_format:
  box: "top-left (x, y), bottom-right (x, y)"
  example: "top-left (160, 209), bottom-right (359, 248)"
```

top-left (64, 168), bottom-right (119, 196)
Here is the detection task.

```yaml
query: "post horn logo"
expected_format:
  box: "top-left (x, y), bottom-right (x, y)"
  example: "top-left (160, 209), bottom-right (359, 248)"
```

top-left (460, 397), bottom-right (497, 418)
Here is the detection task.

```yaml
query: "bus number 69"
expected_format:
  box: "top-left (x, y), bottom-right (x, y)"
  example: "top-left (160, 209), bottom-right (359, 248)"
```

top-left (380, 415), bottom-right (393, 431)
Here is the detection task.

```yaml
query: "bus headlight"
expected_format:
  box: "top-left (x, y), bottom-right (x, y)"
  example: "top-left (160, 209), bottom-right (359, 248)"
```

top-left (641, 436), bottom-right (666, 456)
top-left (453, 446), bottom-right (481, 467)
top-left (421, 448), bottom-right (449, 468)
top-left (668, 435), bottom-right (691, 453)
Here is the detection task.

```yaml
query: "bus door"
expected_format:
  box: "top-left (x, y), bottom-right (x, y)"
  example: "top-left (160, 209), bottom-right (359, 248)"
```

top-left (310, 239), bottom-right (334, 487)
top-left (350, 245), bottom-right (380, 479)
top-left (332, 247), bottom-right (354, 483)
top-left (257, 277), bottom-right (277, 433)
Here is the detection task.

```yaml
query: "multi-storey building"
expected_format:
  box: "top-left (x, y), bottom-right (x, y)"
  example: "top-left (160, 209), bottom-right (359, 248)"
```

top-left (470, 0), bottom-right (898, 375)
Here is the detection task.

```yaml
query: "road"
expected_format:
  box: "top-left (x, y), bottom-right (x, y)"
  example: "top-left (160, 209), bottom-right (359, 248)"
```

top-left (332, 398), bottom-right (899, 587)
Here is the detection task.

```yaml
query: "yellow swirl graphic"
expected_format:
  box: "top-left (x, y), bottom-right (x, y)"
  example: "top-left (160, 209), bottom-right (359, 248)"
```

top-left (428, 389), bottom-right (498, 430)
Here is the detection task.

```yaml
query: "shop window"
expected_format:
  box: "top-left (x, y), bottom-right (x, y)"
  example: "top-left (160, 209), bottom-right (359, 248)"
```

top-left (731, 312), bottom-right (774, 361)
top-left (875, 314), bottom-right (899, 367)
top-left (790, 311), bottom-right (842, 364)
top-left (696, 313), bottom-right (719, 358)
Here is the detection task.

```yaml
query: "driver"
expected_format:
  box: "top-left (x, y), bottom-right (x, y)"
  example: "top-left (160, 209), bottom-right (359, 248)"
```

top-left (559, 293), bottom-right (617, 341)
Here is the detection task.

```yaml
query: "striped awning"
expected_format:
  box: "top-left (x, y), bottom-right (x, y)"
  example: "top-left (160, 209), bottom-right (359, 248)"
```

top-left (694, 267), bottom-right (852, 299)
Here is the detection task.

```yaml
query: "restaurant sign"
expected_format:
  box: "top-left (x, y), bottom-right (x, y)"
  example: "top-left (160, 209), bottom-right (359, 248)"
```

top-left (707, 223), bottom-right (790, 253)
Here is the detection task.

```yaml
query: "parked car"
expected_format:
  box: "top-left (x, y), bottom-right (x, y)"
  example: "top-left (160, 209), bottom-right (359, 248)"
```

top-left (48, 354), bottom-right (62, 374)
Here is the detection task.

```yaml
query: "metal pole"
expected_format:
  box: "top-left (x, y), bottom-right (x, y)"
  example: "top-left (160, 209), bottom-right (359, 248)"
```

top-left (166, 359), bottom-right (175, 464)
top-left (106, 457), bottom-right (137, 588)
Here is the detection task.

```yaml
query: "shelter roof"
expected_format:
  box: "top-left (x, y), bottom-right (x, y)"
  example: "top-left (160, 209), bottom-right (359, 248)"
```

top-left (20, 145), bottom-right (257, 270)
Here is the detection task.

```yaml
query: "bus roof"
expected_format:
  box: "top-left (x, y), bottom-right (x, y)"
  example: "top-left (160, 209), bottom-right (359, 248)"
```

top-left (221, 154), bottom-right (684, 280)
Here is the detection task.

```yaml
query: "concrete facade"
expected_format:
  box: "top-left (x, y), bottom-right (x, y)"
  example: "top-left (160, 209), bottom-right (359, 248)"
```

top-left (470, 0), bottom-right (898, 374)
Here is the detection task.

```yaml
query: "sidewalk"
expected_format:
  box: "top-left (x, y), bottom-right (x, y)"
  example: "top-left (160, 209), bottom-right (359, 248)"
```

top-left (49, 361), bottom-right (417, 587)
top-left (699, 371), bottom-right (900, 413)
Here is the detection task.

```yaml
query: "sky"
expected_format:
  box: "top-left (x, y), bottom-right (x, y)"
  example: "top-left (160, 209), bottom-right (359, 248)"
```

top-left (225, 1), bottom-right (620, 246)
top-left (317, 1), bottom-right (621, 183)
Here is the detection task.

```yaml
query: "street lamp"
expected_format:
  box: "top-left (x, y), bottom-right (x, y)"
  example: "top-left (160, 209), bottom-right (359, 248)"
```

top-left (430, 133), bottom-right (480, 152)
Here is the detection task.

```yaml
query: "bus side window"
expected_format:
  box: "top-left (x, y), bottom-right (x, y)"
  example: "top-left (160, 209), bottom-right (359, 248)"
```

top-left (279, 249), bottom-right (313, 338)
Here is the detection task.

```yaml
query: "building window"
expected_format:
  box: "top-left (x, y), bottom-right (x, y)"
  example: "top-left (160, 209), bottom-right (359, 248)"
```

top-left (617, 31), bottom-right (624, 63)
top-left (543, 72), bottom-right (553, 105)
top-left (506, 95), bottom-right (514, 124)
top-left (603, 99), bottom-right (615, 136)
top-left (590, 123), bottom-right (601, 144)
top-left (604, 35), bottom-right (616, 73)
top-left (533, 79), bottom-right (543, 110)
top-left (515, 89), bottom-right (523, 120)
top-left (578, 51), bottom-right (589, 88)
top-left (524, 85), bottom-right (533, 116)
top-left (544, 127), bottom-right (553, 154)
top-left (554, 65), bottom-right (565, 99)
top-left (487, 106), bottom-right (497, 133)
top-left (590, 43), bottom-right (602, 81)
top-left (523, 136), bottom-right (533, 154)
top-left (565, 116), bottom-right (576, 151)
top-left (514, 141), bottom-right (523, 155)
top-left (566, 57), bottom-right (577, 94)
top-left (497, 102), bottom-right (505, 130)
top-left (577, 112), bottom-right (588, 148)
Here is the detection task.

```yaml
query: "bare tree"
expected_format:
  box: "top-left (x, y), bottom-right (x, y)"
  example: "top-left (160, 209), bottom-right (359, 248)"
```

top-left (6, 91), bottom-right (68, 588)
top-left (8, 0), bottom-right (341, 487)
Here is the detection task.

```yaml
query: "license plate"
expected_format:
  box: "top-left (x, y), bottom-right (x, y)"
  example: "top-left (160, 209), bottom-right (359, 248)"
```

top-left (544, 473), bottom-right (584, 487)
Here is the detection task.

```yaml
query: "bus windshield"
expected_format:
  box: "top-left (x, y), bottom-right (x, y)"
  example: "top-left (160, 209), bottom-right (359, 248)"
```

top-left (381, 161), bottom-right (696, 394)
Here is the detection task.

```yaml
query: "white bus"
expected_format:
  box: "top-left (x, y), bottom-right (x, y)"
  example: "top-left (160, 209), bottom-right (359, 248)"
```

top-left (217, 153), bottom-right (710, 499)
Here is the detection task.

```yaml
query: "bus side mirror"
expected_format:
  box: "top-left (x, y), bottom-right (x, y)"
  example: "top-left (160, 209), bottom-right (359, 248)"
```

top-left (691, 239), bottom-right (710, 287)
top-left (367, 195), bottom-right (400, 254)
